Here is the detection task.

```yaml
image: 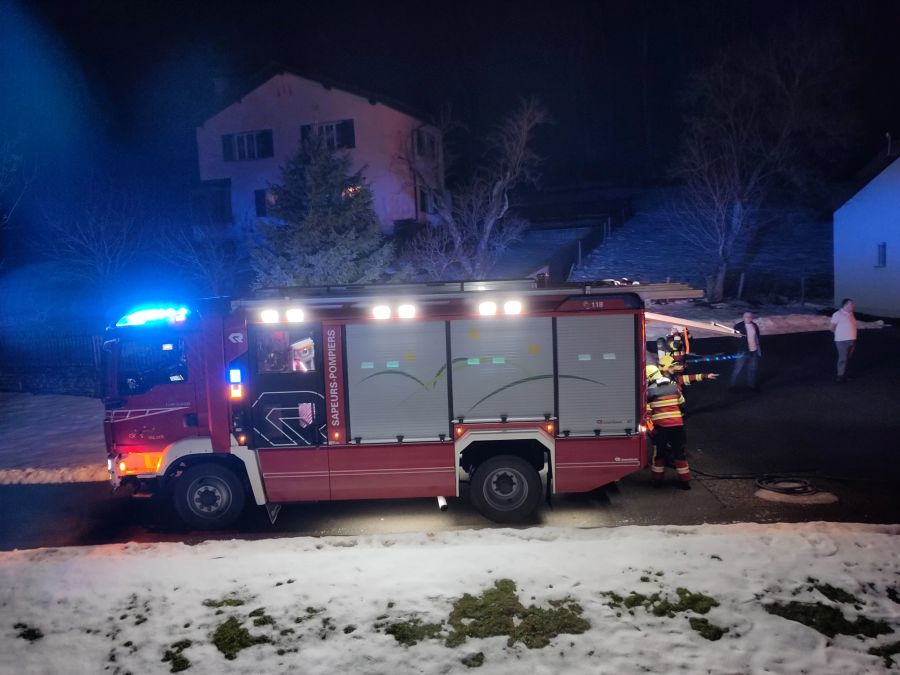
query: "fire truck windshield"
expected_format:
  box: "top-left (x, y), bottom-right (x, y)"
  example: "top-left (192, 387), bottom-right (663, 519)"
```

top-left (115, 337), bottom-right (188, 395)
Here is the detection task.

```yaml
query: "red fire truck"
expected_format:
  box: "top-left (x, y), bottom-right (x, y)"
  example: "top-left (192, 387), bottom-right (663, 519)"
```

top-left (102, 280), bottom-right (708, 529)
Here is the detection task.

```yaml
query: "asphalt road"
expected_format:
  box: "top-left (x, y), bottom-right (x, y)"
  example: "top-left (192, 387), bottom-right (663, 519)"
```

top-left (2, 328), bottom-right (898, 551)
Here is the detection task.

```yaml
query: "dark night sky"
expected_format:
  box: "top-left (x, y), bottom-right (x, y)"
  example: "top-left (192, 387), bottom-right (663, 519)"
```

top-left (5, 0), bottom-right (900, 192)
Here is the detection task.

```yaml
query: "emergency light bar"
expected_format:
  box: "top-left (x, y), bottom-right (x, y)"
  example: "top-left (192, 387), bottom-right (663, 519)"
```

top-left (115, 306), bottom-right (190, 327)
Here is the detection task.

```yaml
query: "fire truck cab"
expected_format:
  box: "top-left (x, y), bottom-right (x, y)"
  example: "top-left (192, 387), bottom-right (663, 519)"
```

top-left (103, 280), bottom-right (660, 529)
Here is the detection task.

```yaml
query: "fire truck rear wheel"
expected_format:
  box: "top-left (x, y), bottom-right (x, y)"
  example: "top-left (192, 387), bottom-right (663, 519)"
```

top-left (471, 455), bottom-right (541, 523)
top-left (173, 463), bottom-right (246, 530)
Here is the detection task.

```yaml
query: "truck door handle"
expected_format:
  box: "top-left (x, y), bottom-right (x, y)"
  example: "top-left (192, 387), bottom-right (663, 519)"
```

top-left (184, 413), bottom-right (198, 427)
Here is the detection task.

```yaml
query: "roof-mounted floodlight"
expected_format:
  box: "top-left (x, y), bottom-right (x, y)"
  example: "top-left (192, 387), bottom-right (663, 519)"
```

top-left (285, 308), bottom-right (305, 323)
top-left (372, 305), bottom-right (391, 320)
top-left (397, 304), bottom-right (416, 319)
top-left (478, 301), bottom-right (497, 316)
top-left (260, 309), bottom-right (279, 323)
top-left (503, 300), bottom-right (523, 315)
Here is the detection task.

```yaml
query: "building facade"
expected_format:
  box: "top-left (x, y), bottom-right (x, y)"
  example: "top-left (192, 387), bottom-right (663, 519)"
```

top-left (195, 70), bottom-right (442, 234)
top-left (834, 156), bottom-right (900, 317)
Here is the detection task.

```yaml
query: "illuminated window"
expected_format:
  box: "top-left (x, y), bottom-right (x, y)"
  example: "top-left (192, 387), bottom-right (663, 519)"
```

top-left (222, 130), bottom-right (274, 162)
top-left (257, 330), bottom-right (317, 374)
top-left (876, 242), bottom-right (887, 268)
top-left (300, 120), bottom-right (356, 151)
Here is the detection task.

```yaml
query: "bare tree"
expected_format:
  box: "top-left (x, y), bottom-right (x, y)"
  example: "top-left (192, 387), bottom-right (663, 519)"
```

top-left (156, 219), bottom-right (241, 297)
top-left (671, 26), bottom-right (853, 301)
top-left (404, 99), bottom-right (549, 280)
top-left (0, 135), bottom-right (33, 269)
top-left (41, 176), bottom-right (145, 295)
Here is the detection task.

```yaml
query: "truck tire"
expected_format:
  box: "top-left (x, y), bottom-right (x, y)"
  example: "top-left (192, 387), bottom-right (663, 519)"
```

top-left (470, 455), bottom-right (541, 523)
top-left (173, 463), bottom-right (246, 530)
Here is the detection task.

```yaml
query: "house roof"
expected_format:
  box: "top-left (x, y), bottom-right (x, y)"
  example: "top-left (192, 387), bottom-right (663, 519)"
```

top-left (204, 62), bottom-right (431, 125)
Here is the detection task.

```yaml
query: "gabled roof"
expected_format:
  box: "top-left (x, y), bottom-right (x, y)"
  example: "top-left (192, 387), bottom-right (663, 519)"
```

top-left (205, 62), bottom-right (431, 124)
top-left (833, 147), bottom-right (900, 213)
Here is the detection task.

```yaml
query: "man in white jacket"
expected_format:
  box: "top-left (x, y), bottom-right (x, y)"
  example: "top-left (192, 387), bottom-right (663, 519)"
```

top-left (830, 298), bottom-right (857, 383)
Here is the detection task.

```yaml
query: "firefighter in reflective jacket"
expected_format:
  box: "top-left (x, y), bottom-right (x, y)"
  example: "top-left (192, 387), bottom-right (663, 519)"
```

top-left (645, 358), bottom-right (717, 490)
top-left (657, 326), bottom-right (690, 365)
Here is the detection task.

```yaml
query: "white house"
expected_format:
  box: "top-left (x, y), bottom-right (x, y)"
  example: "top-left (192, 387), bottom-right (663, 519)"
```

top-left (834, 155), bottom-right (900, 317)
top-left (194, 69), bottom-right (443, 234)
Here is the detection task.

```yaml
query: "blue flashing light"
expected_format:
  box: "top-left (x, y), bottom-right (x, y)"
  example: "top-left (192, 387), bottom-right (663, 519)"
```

top-left (229, 369), bottom-right (242, 384)
top-left (116, 306), bottom-right (191, 327)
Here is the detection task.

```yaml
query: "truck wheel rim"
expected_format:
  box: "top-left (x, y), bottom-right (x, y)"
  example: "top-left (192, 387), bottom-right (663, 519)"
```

top-left (188, 477), bottom-right (231, 517)
top-left (483, 467), bottom-right (528, 511)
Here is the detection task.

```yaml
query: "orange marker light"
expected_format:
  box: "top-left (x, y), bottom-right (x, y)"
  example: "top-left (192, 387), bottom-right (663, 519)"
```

top-left (333, 431), bottom-right (341, 440)
top-left (230, 384), bottom-right (243, 399)
top-left (238, 434), bottom-right (247, 445)
top-left (455, 426), bottom-right (464, 437)
top-left (118, 461), bottom-right (126, 473)
top-left (546, 423), bottom-right (554, 434)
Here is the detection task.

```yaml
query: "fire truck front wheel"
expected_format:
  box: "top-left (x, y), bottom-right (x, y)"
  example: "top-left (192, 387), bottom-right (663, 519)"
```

top-left (471, 455), bottom-right (542, 523)
top-left (173, 463), bottom-right (246, 530)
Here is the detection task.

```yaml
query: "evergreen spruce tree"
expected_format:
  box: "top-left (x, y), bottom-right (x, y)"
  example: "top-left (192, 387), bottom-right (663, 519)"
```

top-left (251, 135), bottom-right (393, 287)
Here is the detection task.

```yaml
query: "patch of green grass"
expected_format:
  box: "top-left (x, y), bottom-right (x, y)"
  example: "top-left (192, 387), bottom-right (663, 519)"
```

top-left (445, 579), bottom-right (590, 649)
top-left (601, 587), bottom-right (718, 619)
top-left (813, 584), bottom-right (859, 604)
top-left (689, 617), bottom-right (729, 641)
top-left (294, 606), bottom-right (323, 624)
top-left (869, 640), bottom-right (900, 668)
top-left (511, 601), bottom-right (590, 649)
top-left (461, 652), bottom-right (485, 668)
top-left (212, 617), bottom-right (271, 660)
top-left (765, 601), bottom-right (893, 638)
top-left (203, 597), bottom-right (245, 609)
top-left (623, 592), bottom-right (651, 610)
top-left (161, 640), bottom-right (192, 673)
top-left (446, 579), bottom-right (524, 647)
top-left (385, 617), bottom-right (444, 646)
top-left (318, 616), bottom-right (336, 639)
top-left (14, 623), bottom-right (43, 642)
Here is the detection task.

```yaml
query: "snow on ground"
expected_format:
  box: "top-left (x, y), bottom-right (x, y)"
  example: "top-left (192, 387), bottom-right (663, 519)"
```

top-left (0, 392), bottom-right (107, 484)
top-left (2, 523), bottom-right (899, 674)
top-left (0, 304), bottom-right (887, 485)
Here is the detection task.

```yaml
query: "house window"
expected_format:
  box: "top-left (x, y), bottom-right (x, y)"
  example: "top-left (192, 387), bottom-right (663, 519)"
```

top-left (876, 242), bottom-right (887, 268)
top-left (415, 128), bottom-right (437, 160)
top-left (255, 189), bottom-right (276, 217)
top-left (300, 120), bottom-right (355, 151)
top-left (222, 129), bottom-right (274, 162)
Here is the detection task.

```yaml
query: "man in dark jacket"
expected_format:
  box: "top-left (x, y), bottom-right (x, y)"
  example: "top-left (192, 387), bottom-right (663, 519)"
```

top-left (730, 311), bottom-right (762, 390)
